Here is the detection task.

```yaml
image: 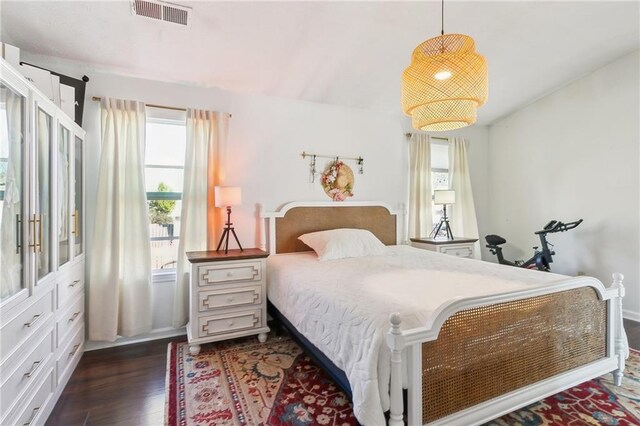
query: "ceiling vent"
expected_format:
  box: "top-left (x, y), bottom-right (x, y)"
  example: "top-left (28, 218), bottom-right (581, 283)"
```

top-left (130, 0), bottom-right (191, 27)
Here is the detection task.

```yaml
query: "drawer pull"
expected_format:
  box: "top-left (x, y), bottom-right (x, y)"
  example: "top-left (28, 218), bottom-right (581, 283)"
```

top-left (227, 296), bottom-right (235, 303)
top-left (69, 343), bottom-right (81, 358)
top-left (69, 279), bottom-right (81, 288)
top-left (23, 360), bottom-right (42, 378)
top-left (227, 320), bottom-right (234, 326)
top-left (68, 312), bottom-right (80, 322)
top-left (226, 271), bottom-right (233, 277)
top-left (23, 314), bottom-right (42, 328)
top-left (23, 407), bottom-right (40, 426)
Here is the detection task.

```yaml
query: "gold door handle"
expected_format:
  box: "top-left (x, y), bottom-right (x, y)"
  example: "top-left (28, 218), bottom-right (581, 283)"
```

top-left (28, 214), bottom-right (37, 253)
top-left (72, 210), bottom-right (78, 235)
top-left (38, 214), bottom-right (43, 253)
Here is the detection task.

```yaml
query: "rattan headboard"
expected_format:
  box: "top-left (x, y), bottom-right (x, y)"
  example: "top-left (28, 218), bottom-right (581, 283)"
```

top-left (262, 202), bottom-right (399, 254)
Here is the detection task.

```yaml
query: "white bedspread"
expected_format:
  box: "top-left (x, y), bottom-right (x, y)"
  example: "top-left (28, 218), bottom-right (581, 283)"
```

top-left (267, 245), bottom-right (567, 426)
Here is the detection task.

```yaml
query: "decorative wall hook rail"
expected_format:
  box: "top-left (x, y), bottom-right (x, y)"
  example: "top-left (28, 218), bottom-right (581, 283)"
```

top-left (301, 151), bottom-right (364, 182)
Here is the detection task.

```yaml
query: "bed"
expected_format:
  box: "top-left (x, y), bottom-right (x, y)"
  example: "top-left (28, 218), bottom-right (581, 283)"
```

top-left (261, 201), bottom-right (629, 426)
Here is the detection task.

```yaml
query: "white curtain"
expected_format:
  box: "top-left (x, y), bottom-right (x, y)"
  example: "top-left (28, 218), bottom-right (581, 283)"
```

top-left (173, 109), bottom-right (228, 328)
top-left (88, 98), bottom-right (152, 341)
top-left (0, 88), bottom-right (23, 299)
top-left (408, 133), bottom-right (433, 238)
top-left (449, 137), bottom-right (481, 258)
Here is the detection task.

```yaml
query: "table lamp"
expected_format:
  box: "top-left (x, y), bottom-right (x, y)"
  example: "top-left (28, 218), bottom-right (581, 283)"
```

top-left (430, 189), bottom-right (456, 240)
top-left (214, 186), bottom-right (243, 254)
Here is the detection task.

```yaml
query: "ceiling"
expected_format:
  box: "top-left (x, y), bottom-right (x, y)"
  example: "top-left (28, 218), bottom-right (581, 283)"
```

top-left (1, 1), bottom-right (638, 124)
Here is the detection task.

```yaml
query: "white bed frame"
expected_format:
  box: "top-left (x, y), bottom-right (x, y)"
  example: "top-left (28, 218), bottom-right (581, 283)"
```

top-left (262, 201), bottom-right (629, 426)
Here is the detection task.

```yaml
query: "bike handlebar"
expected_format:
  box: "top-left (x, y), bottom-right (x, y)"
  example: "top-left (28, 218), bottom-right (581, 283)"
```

top-left (535, 219), bottom-right (583, 235)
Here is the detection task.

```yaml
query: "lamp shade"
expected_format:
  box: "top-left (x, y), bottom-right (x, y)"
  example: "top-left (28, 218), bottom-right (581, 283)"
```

top-left (434, 189), bottom-right (455, 205)
top-left (214, 186), bottom-right (241, 207)
top-left (402, 34), bottom-right (488, 131)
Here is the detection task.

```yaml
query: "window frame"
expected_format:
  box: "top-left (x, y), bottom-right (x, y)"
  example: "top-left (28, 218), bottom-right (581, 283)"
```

top-left (145, 110), bottom-right (186, 276)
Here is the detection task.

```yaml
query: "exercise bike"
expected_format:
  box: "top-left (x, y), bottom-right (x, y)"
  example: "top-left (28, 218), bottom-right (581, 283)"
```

top-left (485, 219), bottom-right (583, 272)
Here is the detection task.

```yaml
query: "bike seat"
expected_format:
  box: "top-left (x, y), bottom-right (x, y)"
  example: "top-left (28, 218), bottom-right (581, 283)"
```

top-left (485, 234), bottom-right (507, 246)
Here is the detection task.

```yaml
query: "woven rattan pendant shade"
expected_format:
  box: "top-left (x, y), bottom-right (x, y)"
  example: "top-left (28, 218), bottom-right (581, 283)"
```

top-left (402, 34), bottom-right (488, 131)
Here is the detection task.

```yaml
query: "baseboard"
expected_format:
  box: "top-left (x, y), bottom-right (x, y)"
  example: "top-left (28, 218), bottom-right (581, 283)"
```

top-left (623, 309), bottom-right (640, 323)
top-left (84, 326), bottom-right (186, 352)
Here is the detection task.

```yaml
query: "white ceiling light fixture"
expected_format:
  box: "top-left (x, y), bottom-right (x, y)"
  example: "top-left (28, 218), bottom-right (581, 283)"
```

top-left (130, 0), bottom-right (192, 27)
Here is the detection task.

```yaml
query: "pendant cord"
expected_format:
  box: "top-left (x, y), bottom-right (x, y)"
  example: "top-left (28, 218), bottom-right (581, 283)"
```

top-left (441, 0), bottom-right (444, 35)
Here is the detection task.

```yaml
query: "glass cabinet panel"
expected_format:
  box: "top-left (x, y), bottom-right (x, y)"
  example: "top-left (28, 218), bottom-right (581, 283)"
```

top-left (74, 135), bottom-right (83, 257)
top-left (58, 125), bottom-right (70, 266)
top-left (35, 108), bottom-right (52, 280)
top-left (0, 84), bottom-right (25, 301)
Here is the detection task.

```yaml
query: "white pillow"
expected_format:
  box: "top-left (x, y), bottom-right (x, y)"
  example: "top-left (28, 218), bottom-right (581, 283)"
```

top-left (298, 228), bottom-right (387, 261)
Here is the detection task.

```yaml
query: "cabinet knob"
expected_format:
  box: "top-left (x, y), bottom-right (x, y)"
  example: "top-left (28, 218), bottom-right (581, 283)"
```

top-left (226, 271), bottom-right (233, 277)
top-left (227, 320), bottom-right (234, 326)
top-left (227, 296), bottom-right (234, 303)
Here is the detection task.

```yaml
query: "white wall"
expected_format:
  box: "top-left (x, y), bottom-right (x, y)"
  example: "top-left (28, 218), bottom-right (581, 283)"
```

top-left (19, 52), bottom-right (409, 342)
top-left (487, 50), bottom-right (640, 320)
top-left (19, 52), bottom-right (491, 344)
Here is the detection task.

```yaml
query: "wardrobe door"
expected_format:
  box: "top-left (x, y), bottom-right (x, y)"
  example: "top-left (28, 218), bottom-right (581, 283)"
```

top-left (57, 124), bottom-right (71, 267)
top-left (0, 83), bottom-right (26, 302)
top-left (73, 134), bottom-right (83, 258)
top-left (33, 101), bottom-right (54, 284)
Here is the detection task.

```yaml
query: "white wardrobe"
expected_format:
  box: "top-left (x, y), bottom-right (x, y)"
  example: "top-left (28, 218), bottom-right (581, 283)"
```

top-left (0, 58), bottom-right (85, 425)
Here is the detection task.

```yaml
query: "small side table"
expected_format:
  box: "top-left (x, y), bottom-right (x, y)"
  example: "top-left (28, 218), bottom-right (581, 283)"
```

top-left (186, 248), bottom-right (270, 355)
top-left (410, 237), bottom-right (478, 259)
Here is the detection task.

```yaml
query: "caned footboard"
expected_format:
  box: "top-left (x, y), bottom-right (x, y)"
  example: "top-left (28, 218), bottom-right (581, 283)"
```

top-left (387, 274), bottom-right (628, 426)
top-left (420, 286), bottom-right (606, 423)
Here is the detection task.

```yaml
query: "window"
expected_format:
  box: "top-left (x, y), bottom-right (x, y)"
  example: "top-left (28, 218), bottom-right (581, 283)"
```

top-left (431, 140), bottom-right (450, 228)
top-left (145, 109), bottom-right (186, 273)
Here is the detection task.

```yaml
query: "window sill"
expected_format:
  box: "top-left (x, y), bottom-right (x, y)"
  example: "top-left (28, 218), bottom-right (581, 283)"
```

top-left (152, 269), bottom-right (176, 284)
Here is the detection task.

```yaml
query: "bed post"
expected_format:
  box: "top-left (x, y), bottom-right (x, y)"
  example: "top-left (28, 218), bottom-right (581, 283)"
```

top-left (611, 272), bottom-right (629, 386)
top-left (387, 313), bottom-right (406, 426)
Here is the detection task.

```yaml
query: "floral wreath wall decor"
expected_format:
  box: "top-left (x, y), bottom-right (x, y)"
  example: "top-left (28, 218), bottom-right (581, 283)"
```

top-left (321, 160), bottom-right (354, 201)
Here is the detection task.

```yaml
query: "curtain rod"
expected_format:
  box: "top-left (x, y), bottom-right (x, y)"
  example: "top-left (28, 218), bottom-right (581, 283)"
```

top-left (91, 96), bottom-right (232, 117)
top-left (405, 132), bottom-right (448, 141)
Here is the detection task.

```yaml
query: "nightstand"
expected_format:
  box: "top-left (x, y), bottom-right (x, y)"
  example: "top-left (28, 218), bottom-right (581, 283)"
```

top-left (410, 237), bottom-right (479, 259)
top-left (185, 248), bottom-right (270, 355)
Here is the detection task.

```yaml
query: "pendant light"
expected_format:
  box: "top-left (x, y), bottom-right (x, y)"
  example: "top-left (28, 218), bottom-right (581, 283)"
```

top-left (401, 0), bottom-right (488, 131)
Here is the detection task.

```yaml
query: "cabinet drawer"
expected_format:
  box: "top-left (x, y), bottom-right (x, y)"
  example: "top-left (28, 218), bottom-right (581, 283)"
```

top-left (56, 293), bottom-right (84, 348)
top-left (198, 261), bottom-right (262, 286)
top-left (9, 366), bottom-right (54, 426)
top-left (57, 261), bottom-right (84, 309)
top-left (0, 328), bottom-right (54, 415)
top-left (440, 245), bottom-right (474, 258)
top-left (198, 310), bottom-right (262, 338)
top-left (0, 291), bottom-right (53, 363)
top-left (198, 287), bottom-right (262, 312)
top-left (56, 324), bottom-right (84, 385)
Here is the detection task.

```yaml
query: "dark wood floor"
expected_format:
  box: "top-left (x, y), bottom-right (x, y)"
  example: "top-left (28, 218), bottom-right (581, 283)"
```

top-left (46, 336), bottom-right (187, 426)
top-left (47, 320), bottom-right (640, 425)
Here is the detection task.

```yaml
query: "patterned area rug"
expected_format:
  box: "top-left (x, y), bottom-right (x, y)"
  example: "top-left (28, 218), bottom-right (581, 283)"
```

top-left (165, 336), bottom-right (639, 426)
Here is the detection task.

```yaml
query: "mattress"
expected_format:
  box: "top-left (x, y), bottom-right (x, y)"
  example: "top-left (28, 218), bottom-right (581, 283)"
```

top-left (267, 245), bottom-right (566, 426)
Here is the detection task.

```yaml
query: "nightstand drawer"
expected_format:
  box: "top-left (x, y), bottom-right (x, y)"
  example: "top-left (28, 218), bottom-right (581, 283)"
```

top-left (440, 245), bottom-right (474, 258)
top-left (198, 310), bottom-right (262, 337)
top-left (198, 261), bottom-right (262, 286)
top-left (198, 287), bottom-right (262, 312)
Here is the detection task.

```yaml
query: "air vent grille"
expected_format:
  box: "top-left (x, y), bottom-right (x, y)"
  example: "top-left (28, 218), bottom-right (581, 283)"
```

top-left (131, 0), bottom-right (191, 27)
